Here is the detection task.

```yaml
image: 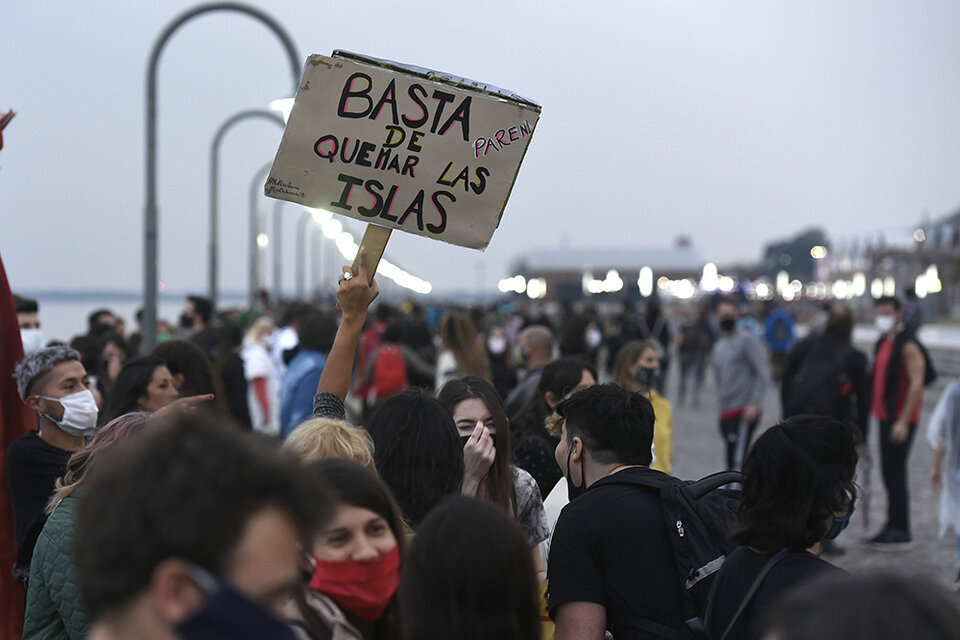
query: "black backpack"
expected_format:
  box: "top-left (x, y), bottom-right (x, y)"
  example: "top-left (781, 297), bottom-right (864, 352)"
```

top-left (783, 340), bottom-right (852, 418)
top-left (603, 468), bottom-right (743, 639)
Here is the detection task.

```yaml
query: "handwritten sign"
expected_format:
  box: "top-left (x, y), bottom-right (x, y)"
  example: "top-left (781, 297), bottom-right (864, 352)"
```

top-left (265, 51), bottom-right (540, 250)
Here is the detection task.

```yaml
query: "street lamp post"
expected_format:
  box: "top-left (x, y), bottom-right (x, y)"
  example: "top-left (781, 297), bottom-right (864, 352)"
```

top-left (209, 109), bottom-right (285, 307)
top-left (144, 2), bottom-right (300, 351)
top-left (295, 210), bottom-right (310, 299)
top-left (272, 198), bottom-right (285, 300)
top-left (312, 225), bottom-right (325, 297)
top-left (249, 162), bottom-right (273, 307)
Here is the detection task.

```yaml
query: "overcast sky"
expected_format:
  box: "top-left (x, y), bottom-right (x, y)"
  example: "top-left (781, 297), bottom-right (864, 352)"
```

top-left (3, 0), bottom-right (959, 297)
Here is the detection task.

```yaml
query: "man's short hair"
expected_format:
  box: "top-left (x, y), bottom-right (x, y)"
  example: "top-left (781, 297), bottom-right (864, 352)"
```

top-left (298, 311), bottom-right (338, 353)
top-left (75, 413), bottom-right (320, 621)
top-left (15, 345), bottom-right (81, 401)
top-left (13, 294), bottom-right (38, 315)
top-left (556, 383), bottom-right (654, 466)
top-left (187, 295), bottom-right (214, 325)
top-left (520, 325), bottom-right (553, 357)
top-left (874, 295), bottom-right (901, 311)
top-left (87, 309), bottom-right (115, 334)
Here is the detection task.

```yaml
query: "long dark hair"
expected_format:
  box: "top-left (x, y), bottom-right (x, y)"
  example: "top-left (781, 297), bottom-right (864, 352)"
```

top-left (438, 377), bottom-right (516, 515)
top-left (438, 310), bottom-right (492, 381)
top-left (98, 356), bottom-right (165, 425)
top-left (400, 497), bottom-right (540, 640)
top-left (297, 459), bottom-right (406, 640)
top-left (153, 339), bottom-right (218, 396)
top-left (510, 357), bottom-right (597, 437)
top-left (732, 415), bottom-right (858, 551)
top-left (305, 458), bottom-right (407, 555)
top-left (153, 340), bottom-right (227, 414)
top-left (365, 390), bottom-right (464, 528)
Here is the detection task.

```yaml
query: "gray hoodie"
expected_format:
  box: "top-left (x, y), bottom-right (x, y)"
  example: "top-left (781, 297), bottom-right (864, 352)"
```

top-left (711, 331), bottom-right (769, 412)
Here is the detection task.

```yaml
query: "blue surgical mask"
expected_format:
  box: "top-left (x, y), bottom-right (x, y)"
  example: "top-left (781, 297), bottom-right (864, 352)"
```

top-left (824, 497), bottom-right (856, 541)
top-left (176, 563), bottom-right (296, 640)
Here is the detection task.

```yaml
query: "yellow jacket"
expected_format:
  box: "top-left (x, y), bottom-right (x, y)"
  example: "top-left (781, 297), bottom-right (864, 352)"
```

top-left (649, 389), bottom-right (673, 474)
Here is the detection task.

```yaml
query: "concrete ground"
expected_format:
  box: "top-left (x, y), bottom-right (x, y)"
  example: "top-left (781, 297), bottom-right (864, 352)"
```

top-left (662, 357), bottom-right (957, 591)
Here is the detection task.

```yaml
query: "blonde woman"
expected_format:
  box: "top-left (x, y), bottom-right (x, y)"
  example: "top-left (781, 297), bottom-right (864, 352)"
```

top-left (283, 417), bottom-right (377, 472)
top-left (241, 316), bottom-right (280, 436)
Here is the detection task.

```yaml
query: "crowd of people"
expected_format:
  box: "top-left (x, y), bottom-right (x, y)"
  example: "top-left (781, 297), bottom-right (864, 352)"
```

top-left (7, 262), bottom-right (960, 640)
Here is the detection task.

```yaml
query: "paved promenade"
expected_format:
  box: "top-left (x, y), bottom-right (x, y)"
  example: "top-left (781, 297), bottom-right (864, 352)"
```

top-left (663, 350), bottom-right (957, 590)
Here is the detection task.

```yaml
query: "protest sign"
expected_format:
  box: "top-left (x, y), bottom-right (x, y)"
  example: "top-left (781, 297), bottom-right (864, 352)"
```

top-left (265, 51), bottom-right (540, 255)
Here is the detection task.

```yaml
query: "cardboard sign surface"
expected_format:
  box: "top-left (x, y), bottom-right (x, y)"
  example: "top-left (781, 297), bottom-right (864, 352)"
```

top-left (265, 52), bottom-right (540, 250)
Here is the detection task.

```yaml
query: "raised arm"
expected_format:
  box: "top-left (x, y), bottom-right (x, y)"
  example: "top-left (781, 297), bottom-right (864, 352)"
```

top-left (316, 251), bottom-right (379, 400)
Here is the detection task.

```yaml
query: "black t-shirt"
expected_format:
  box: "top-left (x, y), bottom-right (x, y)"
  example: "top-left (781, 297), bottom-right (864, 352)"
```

top-left (705, 546), bottom-right (841, 640)
top-left (6, 430), bottom-right (72, 573)
top-left (548, 467), bottom-right (687, 639)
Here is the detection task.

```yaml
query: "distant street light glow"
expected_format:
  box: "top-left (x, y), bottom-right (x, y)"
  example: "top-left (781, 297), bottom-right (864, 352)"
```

top-left (883, 277), bottom-right (896, 296)
top-left (701, 263), bottom-right (718, 292)
top-left (256, 233), bottom-right (269, 248)
top-left (638, 267), bottom-right (654, 297)
top-left (810, 245), bottom-right (828, 259)
top-left (526, 278), bottom-right (547, 299)
top-left (298, 205), bottom-right (431, 294)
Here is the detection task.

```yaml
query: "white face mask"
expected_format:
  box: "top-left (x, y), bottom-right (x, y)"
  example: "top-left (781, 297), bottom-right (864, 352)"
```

top-left (487, 336), bottom-right (507, 355)
top-left (39, 389), bottom-right (99, 436)
top-left (586, 328), bottom-right (603, 350)
top-left (20, 328), bottom-right (45, 356)
top-left (874, 315), bottom-right (896, 335)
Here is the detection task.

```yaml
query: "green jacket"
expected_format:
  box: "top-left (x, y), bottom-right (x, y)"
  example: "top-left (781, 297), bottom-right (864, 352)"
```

top-left (23, 492), bottom-right (87, 640)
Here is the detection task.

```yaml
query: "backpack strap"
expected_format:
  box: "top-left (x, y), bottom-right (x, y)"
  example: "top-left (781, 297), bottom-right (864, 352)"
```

top-left (687, 471), bottom-right (742, 499)
top-left (704, 549), bottom-right (788, 640)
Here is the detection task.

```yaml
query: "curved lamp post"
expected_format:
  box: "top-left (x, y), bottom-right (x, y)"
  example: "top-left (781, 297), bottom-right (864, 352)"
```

top-left (209, 109), bottom-right (285, 307)
top-left (295, 210), bottom-right (311, 299)
top-left (311, 225), bottom-right (325, 297)
top-left (143, 2), bottom-right (299, 350)
top-left (249, 162), bottom-right (274, 307)
top-left (272, 198), bottom-right (286, 300)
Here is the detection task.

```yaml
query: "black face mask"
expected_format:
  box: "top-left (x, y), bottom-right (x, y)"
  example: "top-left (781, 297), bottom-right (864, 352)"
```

top-left (719, 317), bottom-right (736, 332)
top-left (177, 564), bottom-right (296, 640)
top-left (179, 313), bottom-right (195, 331)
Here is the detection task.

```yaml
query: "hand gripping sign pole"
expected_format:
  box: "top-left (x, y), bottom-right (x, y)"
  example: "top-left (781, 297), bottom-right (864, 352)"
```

top-left (264, 50), bottom-right (540, 285)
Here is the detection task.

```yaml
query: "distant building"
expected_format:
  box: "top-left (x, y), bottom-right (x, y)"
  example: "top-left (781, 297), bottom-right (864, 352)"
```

top-left (507, 244), bottom-right (703, 302)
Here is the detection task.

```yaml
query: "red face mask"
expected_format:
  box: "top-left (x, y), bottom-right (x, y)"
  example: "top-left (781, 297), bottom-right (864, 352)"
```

top-left (308, 545), bottom-right (401, 621)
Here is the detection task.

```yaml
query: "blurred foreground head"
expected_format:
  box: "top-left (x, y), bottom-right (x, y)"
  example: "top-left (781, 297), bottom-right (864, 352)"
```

top-left (400, 497), bottom-right (539, 640)
top-left (763, 571), bottom-right (960, 640)
top-left (76, 412), bottom-right (321, 639)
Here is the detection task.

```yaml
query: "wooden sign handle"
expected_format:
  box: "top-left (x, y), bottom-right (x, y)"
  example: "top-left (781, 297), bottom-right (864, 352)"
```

top-left (351, 224), bottom-right (392, 284)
